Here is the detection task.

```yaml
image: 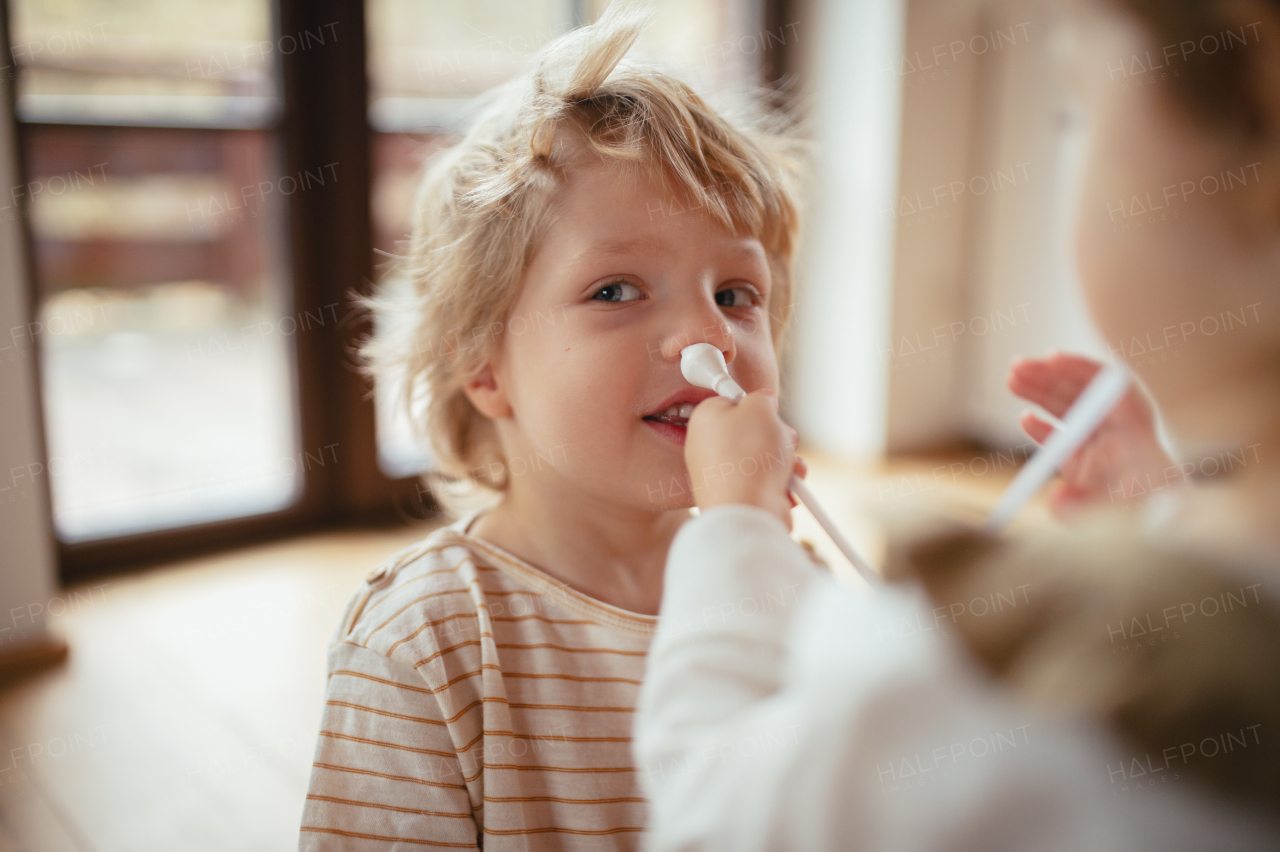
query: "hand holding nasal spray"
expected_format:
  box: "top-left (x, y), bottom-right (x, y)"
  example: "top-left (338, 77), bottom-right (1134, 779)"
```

top-left (680, 343), bottom-right (879, 583)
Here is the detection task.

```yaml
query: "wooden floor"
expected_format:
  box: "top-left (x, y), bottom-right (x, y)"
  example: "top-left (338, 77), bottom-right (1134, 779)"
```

top-left (0, 451), bottom-right (1026, 851)
top-left (0, 521), bottom-right (440, 852)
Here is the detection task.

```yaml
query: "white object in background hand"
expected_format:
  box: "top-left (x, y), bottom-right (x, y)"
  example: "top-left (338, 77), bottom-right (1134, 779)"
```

top-left (985, 362), bottom-right (1132, 533)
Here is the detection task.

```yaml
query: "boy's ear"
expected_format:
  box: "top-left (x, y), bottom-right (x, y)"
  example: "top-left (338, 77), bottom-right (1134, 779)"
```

top-left (463, 363), bottom-right (513, 419)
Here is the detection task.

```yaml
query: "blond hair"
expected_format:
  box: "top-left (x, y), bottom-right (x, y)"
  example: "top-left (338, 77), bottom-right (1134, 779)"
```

top-left (363, 0), bottom-right (807, 506)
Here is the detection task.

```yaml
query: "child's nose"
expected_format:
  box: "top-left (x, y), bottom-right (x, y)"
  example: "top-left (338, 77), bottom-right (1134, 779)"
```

top-left (656, 308), bottom-right (737, 365)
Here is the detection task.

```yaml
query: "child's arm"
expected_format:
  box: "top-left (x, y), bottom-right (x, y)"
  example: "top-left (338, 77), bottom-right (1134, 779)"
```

top-left (298, 642), bottom-right (479, 850)
top-left (636, 504), bottom-right (1141, 851)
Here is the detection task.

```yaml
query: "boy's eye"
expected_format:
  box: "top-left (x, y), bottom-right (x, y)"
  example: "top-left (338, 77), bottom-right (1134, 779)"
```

top-left (591, 280), bottom-right (644, 303)
top-left (715, 286), bottom-right (757, 308)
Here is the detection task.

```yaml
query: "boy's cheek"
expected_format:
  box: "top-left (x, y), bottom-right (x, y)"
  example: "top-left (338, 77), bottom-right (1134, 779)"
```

top-left (731, 321), bottom-right (780, 378)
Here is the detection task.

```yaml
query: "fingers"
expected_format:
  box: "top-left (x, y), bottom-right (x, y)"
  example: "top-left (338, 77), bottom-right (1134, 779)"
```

top-left (1019, 411), bottom-right (1056, 445)
top-left (690, 395), bottom-right (737, 418)
top-left (1013, 352), bottom-right (1103, 387)
top-left (1007, 352), bottom-right (1104, 418)
top-left (683, 388), bottom-right (797, 526)
top-left (1048, 480), bottom-right (1094, 518)
top-left (686, 395), bottom-right (737, 435)
top-left (688, 391), bottom-right (787, 440)
top-left (739, 389), bottom-right (779, 416)
top-left (1008, 363), bottom-right (1090, 416)
top-left (787, 456), bottom-right (806, 509)
top-left (1015, 351), bottom-right (1105, 380)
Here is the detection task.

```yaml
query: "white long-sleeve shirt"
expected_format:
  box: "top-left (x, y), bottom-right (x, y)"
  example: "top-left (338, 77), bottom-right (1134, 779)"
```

top-left (634, 505), bottom-right (1274, 851)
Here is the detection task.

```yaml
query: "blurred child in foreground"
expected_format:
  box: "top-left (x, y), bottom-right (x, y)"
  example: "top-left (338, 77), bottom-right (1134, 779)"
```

top-left (635, 0), bottom-right (1280, 848)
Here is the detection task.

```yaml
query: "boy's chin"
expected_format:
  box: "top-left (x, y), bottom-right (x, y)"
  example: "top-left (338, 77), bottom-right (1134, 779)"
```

top-left (629, 471), bottom-right (697, 512)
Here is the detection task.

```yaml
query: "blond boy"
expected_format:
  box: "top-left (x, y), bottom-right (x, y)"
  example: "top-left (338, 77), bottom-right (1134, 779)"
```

top-left (298, 1), bottom-right (804, 847)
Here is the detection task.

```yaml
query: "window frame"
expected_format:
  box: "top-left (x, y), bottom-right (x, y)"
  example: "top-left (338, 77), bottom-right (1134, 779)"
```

top-left (6, 0), bottom-right (423, 582)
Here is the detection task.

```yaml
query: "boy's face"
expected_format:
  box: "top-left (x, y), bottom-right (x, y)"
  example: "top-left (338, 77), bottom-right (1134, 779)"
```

top-left (469, 154), bottom-right (781, 512)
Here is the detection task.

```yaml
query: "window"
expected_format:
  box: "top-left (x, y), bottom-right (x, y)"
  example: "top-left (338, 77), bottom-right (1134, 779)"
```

top-left (10, 0), bottom-right (300, 541)
top-left (7, 0), bottom-right (415, 579)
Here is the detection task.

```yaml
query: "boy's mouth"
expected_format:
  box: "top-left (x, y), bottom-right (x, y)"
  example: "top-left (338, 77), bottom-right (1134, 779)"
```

top-left (643, 403), bottom-right (696, 428)
top-left (641, 389), bottom-right (718, 445)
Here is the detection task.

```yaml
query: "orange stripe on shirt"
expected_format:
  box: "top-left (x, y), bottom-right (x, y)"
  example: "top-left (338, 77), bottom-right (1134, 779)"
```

top-left (495, 642), bottom-right (647, 656)
top-left (484, 763), bottom-right (635, 773)
top-left (311, 761), bottom-right (466, 791)
top-left (484, 825), bottom-right (645, 836)
top-left (299, 826), bottom-right (476, 848)
top-left (305, 793), bottom-right (472, 818)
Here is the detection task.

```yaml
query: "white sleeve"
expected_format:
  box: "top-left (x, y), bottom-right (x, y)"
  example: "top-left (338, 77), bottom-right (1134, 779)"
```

top-left (634, 505), bottom-right (1265, 852)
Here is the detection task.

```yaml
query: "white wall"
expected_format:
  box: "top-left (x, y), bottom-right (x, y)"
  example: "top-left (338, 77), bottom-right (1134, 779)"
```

top-left (788, 0), bottom-right (905, 459)
top-left (883, 0), bottom-right (986, 450)
top-left (793, 0), bottom-right (1108, 457)
top-left (0, 63), bottom-right (60, 649)
top-left (958, 0), bottom-right (1107, 448)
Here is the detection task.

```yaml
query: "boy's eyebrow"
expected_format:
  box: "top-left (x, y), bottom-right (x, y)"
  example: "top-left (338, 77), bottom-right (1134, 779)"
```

top-left (570, 236), bottom-right (768, 266)
top-left (569, 235), bottom-right (667, 264)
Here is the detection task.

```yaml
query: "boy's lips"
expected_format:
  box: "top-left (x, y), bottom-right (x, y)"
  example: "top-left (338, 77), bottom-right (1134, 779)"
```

top-left (642, 388), bottom-right (718, 444)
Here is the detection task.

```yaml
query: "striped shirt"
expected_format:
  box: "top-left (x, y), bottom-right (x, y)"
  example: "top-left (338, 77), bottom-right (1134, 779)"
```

top-left (299, 514), bottom-right (658, 850)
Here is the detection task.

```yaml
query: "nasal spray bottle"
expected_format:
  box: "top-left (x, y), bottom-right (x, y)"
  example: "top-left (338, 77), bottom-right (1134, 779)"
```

top-left (680, 343), bottom-right (879, 583)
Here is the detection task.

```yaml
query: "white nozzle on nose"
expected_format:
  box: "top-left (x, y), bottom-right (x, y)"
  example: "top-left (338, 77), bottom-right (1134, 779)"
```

top-left (681, 343), bottom-right (746, 400)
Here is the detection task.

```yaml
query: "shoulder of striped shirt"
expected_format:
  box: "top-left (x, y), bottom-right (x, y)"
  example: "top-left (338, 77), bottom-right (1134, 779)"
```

top-left (331, 525), bottom-right (499, 658)
top-left (329, 523), bottom-right (658, 668)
